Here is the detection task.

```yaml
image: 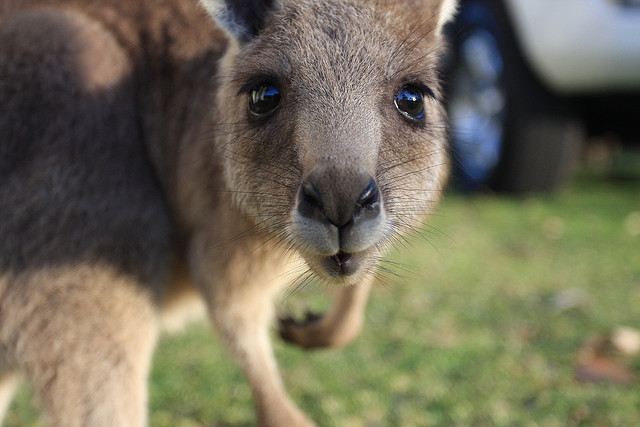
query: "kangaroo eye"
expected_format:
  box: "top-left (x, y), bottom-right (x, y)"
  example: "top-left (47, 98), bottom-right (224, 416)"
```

top-left (248, 84), bottom-right (281, 117)
top-left (394, 85), bottom-right (425, 120)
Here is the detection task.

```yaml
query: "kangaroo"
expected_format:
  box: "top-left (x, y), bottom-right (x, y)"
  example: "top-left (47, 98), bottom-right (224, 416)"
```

top-left (0, 0), bottom-right (456, 425)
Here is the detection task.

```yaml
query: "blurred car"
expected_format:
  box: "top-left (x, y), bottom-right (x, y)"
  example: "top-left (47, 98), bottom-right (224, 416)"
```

top-left (445, 0), bottom-right (640, 192)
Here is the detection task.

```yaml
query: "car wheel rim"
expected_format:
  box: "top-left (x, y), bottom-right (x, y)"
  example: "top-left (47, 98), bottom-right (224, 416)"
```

top-left (449, 28), bottom-right (506, 185)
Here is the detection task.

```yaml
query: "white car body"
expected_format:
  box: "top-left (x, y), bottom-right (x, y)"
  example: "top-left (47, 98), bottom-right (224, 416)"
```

top-left (503, 0), bottom-right (640, 93)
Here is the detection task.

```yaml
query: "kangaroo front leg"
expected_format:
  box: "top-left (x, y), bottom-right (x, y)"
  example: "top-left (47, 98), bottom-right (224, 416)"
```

top-left (279, 275), bottom-right (374, 349)
top-left (212, 290), bottom-right (313, 427)
top-left (2, 266), bottom-right (158, 427)
top-left (191, 235), bottom-right (314, 427)
top-left (0, 371), bottom-right (20, 423)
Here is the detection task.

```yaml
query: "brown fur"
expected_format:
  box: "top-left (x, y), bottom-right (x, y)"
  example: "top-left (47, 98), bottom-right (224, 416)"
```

top-left (0, 0), bottom-right (456, 425)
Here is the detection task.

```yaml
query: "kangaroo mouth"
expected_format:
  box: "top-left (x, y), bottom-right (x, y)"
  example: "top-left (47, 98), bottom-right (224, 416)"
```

top-left (323, 250), bottom-right (359, 277)
top-left (299, 246), bottom-right (380, 285)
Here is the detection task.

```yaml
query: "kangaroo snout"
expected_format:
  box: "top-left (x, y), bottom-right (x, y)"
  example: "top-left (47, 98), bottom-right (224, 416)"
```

top-left (298, 166), bottom-right (380, 229)
top-left (292, 165), bottom-right (387, 277)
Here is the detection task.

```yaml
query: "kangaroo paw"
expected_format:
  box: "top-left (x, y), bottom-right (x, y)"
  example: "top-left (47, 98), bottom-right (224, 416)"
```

top-left (278, 311), bottom-right (326, 349)
top-left (278, 309), bottom-right (363, 350)
top-left (279, 281), bottom-right (372, 349)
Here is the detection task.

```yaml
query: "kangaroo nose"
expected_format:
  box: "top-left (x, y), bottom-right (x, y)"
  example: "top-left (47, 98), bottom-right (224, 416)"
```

top-left (356, 179), bottom-right (380, 210)
top-left (297, 166), bottom-right (380, 229)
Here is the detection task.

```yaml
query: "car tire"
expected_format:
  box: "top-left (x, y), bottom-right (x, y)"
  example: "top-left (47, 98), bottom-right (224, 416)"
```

top-left (445, 0), bottom-right (584, 193)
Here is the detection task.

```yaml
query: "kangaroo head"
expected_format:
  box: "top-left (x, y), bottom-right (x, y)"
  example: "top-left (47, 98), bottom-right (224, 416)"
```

top-left (203, 0), bottom-right (456, 285)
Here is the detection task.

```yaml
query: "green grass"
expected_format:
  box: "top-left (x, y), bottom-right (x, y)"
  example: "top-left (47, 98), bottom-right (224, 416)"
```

top-left (4, 158), bottom-right (640, 426)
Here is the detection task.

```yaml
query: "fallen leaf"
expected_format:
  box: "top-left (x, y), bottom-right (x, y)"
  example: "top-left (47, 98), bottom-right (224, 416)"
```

top-left (575, 355), bottom-right (635, 386)
top-left (552, 288), bottom-right (590, 313)
top-left (575, 334), bottom-right (637, 386)
top-left (612, 326), bottom-right (640, 355)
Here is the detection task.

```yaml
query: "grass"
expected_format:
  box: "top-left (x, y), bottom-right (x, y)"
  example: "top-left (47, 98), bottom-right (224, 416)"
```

top-left (4, 155), bottom-right (640, 426)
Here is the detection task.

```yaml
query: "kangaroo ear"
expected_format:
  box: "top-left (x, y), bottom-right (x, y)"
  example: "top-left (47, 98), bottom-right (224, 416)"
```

top-left (384, 0), bottom-right (457, 35)
top-left (200, 0), bottom-right (282, 43)
top-left (436, 0), bottom-right (458, 30)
